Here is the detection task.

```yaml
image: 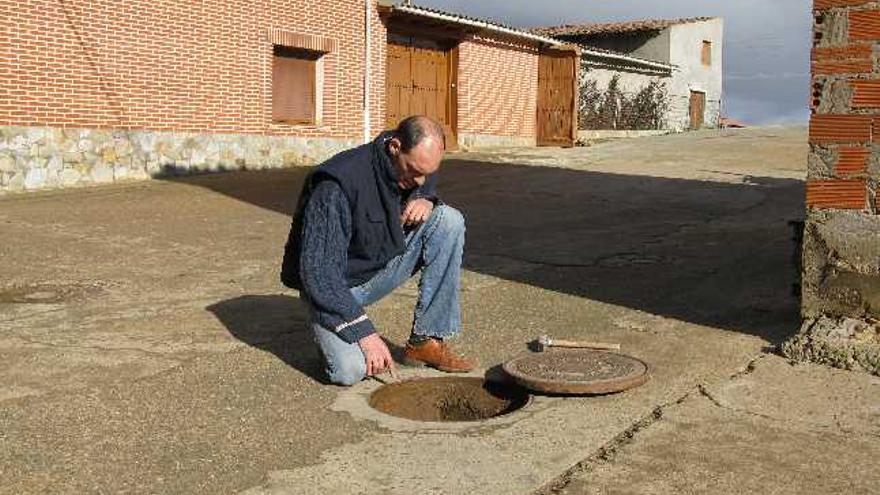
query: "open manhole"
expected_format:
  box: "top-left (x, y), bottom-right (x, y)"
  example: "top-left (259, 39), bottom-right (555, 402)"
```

top-left (368, 377), bottom-right (529, 422)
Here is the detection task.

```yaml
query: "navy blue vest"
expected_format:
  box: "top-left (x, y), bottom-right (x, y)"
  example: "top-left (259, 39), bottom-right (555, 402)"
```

top-left (281, 132), bottom-right (407, 290)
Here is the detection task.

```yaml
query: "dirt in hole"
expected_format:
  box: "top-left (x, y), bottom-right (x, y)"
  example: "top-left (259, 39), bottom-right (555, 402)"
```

top-left (369, 377), bottom-right (529, 422)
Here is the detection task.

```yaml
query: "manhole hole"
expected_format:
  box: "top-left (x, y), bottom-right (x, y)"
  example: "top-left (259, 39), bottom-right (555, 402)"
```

top-left (368, 377), bottom-right (529, 422)
top-left (503, 350), bottom-right (649, 395)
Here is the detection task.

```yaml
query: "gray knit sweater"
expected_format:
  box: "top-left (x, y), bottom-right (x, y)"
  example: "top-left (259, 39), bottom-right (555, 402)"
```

top-left (300, 180), bottom-right (377, 344)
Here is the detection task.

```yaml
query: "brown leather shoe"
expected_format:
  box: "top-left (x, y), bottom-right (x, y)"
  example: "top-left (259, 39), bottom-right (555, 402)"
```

top-left (403, 339), bottom-right (477, 373)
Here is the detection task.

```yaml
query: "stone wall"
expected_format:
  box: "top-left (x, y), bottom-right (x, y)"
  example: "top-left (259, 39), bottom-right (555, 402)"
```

top-left (783, 0), bottom-right (880, 375)
top-left (0, 126), bottom-right (355, 194)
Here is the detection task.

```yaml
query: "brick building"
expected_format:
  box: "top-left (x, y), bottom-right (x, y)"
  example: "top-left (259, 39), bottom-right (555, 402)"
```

top-left (782, 0), bottom-right (880, 373)
top-left (0, 1), bottom-right (578, 193)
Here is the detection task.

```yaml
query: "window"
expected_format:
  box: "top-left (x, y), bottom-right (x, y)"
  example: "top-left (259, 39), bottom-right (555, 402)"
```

top-left (273, 46), bottom-right (322, 124)
top-left (701, 40), bottom-right (712, 66)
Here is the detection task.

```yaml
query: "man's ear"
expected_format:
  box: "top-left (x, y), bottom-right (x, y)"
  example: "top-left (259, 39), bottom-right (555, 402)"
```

top-left (387, 136), bottom-right (401, 156)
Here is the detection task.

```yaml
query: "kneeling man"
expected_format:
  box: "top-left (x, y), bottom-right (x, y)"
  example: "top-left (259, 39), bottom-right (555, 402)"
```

top-left (281, 116), bottom-right (475, 385)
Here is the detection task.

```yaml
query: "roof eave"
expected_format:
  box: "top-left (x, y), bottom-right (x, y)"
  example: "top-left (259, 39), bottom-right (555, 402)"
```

top-left (537, 16), bottom-right (719, 38)
top-left (579, 48), bottom-right (676, 72)
top-left (381, 2), bottom-right (567, 48)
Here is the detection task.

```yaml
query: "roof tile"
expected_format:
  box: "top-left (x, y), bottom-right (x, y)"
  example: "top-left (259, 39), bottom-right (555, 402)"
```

top-left (534, 17), bottom-right (716, 37)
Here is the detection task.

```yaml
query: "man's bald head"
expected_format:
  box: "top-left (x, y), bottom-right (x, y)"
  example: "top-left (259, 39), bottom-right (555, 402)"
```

top-left (387, 116), bottom-right (446, 190)
top-left (394, 115), bottom-right (446, 153)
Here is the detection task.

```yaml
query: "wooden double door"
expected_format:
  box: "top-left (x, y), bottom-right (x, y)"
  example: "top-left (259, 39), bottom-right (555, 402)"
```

top-left (385, 34), bottom-right (458, 148)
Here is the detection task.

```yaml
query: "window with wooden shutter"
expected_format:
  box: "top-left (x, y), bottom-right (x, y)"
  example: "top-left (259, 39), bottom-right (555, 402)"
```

top-left (273, 46), bottom-right (321, 124)
top-left (701, 40), bottom-right (712, 66)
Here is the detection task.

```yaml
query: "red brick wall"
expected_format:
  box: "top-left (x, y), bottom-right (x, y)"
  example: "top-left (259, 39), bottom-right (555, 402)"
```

top-left (457, 36), bottom-right (539, 138)
top-left (0, 0), bottom-right (387, 138)
top-left (809, 0), bottom-right (880, 211)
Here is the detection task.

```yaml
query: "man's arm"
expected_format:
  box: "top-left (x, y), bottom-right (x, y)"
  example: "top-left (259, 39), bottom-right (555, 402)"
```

top-left (299, 181), bottom-right (376, 343)
top-left (299, 181), bottom-right (393, 376)
top-left (402, 173), bottom-right (439, 226)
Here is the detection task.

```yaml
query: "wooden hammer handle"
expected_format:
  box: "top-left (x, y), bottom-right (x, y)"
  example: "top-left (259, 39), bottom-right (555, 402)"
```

top-left (549, 339), bottom-right (621, 351)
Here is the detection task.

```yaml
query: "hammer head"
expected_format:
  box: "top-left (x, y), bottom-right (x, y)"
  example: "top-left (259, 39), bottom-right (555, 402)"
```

top-left (528, 335), bottom-right (550, 352)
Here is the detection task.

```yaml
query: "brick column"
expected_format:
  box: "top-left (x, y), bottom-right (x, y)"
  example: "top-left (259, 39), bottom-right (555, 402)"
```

top-left (783, 0), bottom-right (880, 374)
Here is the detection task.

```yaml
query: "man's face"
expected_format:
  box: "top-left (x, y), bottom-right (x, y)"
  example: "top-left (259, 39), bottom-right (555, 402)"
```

top-left (388, 136), bottom-right (443, 190)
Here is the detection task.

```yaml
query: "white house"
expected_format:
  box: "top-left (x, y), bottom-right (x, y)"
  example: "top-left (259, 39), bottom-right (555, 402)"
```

top-left (537, 17), bottom-right (724, 132)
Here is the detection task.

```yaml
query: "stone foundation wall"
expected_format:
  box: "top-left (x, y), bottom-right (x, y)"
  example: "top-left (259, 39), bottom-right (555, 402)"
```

top-left (784, 0), bottom-right (880, 374)
top-left (0, 126), bottom-right (356, 194)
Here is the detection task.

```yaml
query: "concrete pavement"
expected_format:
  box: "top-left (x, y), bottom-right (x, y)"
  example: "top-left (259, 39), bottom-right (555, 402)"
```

top-left (2, 126), bottom-right (877, 494)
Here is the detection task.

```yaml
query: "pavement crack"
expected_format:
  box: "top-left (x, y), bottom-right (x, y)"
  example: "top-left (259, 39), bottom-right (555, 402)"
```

top-left (730, 353), bottom-right (767, 379)
top-left (694, 353), bottom-right (780, 422)
top-left (695, 381), bottom-right (878, 436)
top-left (534, 352), bottom-right (776, 495)
top-left (697, 383), bottom-right (726, 409)
top-left (533, 391), bottom-right (692, 495)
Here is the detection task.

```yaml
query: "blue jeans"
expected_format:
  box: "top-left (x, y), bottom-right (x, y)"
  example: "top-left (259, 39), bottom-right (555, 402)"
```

top-left (308, 204), bottom-right (465, 386)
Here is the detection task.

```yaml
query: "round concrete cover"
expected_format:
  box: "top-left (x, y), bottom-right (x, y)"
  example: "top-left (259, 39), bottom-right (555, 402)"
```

top-left (503, 350), bottom-right (650, 395)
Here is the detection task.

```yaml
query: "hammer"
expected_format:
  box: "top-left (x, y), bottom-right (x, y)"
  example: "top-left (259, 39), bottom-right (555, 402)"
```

top-left (535, 335), bottom-right (621, 352)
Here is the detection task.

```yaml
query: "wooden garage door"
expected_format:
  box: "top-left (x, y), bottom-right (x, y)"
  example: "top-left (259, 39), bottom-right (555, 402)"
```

top-left (537, 48), bottom-right (578, 147)
top-left (385, 35), bottom-right (457, 148)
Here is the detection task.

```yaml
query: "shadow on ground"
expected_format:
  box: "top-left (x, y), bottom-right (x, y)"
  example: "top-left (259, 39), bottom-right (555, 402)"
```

top-left (205, 294), bottom-right (327, 383)
top-left (177, 157), bottom-right (803, 373)
top-left (205, 294), bottom-right (409, 384)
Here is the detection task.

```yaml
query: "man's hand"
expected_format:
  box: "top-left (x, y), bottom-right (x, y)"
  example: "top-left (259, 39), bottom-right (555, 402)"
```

top-left (358, 333), bottom-right (394, 376)
top-left (401, 198), bottom-right (434, 227)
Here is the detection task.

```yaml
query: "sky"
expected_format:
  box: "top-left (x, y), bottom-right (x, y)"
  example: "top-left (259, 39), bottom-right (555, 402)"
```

top-left (420, 0), bottom-right (812, 125)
